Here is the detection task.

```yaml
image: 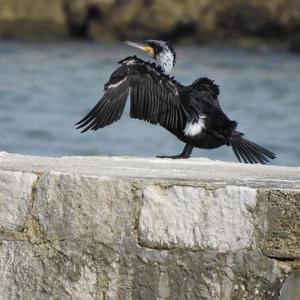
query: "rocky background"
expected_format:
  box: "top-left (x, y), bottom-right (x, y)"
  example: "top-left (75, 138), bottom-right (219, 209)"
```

top-left (0, 0), bottom-right (300, 52)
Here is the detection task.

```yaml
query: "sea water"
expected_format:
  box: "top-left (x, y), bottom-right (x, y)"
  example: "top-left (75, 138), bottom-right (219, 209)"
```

top-left (0, 41), bottom-right (299, 166)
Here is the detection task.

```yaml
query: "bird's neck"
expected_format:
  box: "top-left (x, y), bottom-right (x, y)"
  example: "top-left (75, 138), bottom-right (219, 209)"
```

top-left (155, 50), bottom-right (175, 75)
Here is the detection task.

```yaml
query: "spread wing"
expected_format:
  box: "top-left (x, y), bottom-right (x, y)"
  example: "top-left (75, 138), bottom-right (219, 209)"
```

top-left (188, 78), bottom-right (221, 109)
top-left (76, 56), bottom-right (195, 132)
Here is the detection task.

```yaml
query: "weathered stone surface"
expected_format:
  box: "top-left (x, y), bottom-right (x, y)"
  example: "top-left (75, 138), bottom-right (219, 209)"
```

top-left (280, 269), bottom-right (300, 300)
top-left (0, 152), bottom-right (299, 299)
top-left (258, 189), bottom-right (300, 259)
top-left (0, 152), bottom-right (299, 189)
top-left (0, 170), bottom-right (37, 232)
top-left (33, 171), bottom-right (135, 244)
top-left (139, 185), bottom-right (257, 251)
top-left (0, 241), bottom-right (97, 299)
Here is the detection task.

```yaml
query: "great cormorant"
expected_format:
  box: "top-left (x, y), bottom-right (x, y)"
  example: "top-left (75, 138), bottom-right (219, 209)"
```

top-left (76, 40), bottom-right (275, 164)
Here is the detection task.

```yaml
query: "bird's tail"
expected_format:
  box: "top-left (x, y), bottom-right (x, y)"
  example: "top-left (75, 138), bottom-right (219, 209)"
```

top-left (228, 132), bottom-right (276, 164)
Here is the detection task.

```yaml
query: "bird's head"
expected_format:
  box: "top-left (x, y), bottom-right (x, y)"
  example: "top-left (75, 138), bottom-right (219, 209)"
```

top-left (125, 40), bottom-right (176, 74)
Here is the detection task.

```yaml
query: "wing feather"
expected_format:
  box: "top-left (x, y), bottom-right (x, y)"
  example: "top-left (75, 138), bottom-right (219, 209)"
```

top-left (77, 79), bottom-right (129, 132)
top-left (187, 78), bottom-right (221, 109)
top-left (76, 56), bottom-right (192, 132)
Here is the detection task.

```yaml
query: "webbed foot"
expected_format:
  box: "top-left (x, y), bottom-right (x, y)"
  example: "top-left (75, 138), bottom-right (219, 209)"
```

top-left (156, 144), bottom-right (194, 159)
top-left (156, 154), bottom-right (190, 159)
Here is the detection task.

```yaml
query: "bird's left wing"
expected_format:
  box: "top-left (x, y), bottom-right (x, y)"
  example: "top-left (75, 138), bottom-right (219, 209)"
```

top-left (76, 56), bottom-right (194, 132)
top-left (188, 78), bottom-right (221, 109)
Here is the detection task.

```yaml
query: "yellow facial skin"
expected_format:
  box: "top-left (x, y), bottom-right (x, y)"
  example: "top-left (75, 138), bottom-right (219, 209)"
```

top-left (124, 41), bottom-right (154, 57)
top-left (142, 45), bottom-right (154, 57)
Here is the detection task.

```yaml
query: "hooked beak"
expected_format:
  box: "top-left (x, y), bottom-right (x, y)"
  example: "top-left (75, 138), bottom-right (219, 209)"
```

top-left (124, 41), bottom-right (154, 57)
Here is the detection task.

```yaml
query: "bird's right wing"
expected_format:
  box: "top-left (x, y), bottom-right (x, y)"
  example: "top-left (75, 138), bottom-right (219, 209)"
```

top-left (76, 56), bottom-right (194, 132)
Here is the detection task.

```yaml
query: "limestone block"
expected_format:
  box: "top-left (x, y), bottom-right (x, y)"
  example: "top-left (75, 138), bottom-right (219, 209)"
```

top-left (0, 170), bottom-right (37, 232)
top-left (0, 241), bottom-right (97, 299)
top-left (259, 189), bottom-right (300, 259)
top-left (33, 171), bottom-right (136, 244)
top-left (0, 241), bottom-right (44, 298)
top-left (138, 185), bottom-right (257, 251)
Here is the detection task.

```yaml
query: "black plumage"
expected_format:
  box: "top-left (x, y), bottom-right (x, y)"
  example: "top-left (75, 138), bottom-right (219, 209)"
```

top-left (76, 40), bottom-right (275, 164)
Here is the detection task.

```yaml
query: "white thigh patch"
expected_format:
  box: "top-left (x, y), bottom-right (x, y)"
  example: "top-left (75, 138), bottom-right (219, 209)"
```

top-left (184, 116), bottom-right (206, 136)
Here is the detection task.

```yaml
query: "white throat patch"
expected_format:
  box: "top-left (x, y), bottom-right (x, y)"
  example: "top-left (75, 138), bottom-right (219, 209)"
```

top-left (184, 116), bottom-right (206, 137)
top-left (155, 50), bottom-right (174, 74)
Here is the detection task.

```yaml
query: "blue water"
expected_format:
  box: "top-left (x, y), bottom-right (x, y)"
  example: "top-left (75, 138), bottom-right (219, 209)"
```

top-left (0, 41), bottom-right (299, 166)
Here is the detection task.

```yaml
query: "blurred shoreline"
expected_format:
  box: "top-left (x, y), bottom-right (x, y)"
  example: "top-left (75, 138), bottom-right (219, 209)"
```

top-left (0, 0), bottom-right (300, 53)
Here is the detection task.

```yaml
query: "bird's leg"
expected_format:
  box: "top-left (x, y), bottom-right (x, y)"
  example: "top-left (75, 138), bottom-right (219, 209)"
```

top-left (157, 144), bottom-right (194, 159)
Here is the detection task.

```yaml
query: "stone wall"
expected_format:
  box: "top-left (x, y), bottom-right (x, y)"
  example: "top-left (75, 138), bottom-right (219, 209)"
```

top-left (0, 152), bottom-right (299, 299)
top-left (0, 0), bottom-right (300, 51)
